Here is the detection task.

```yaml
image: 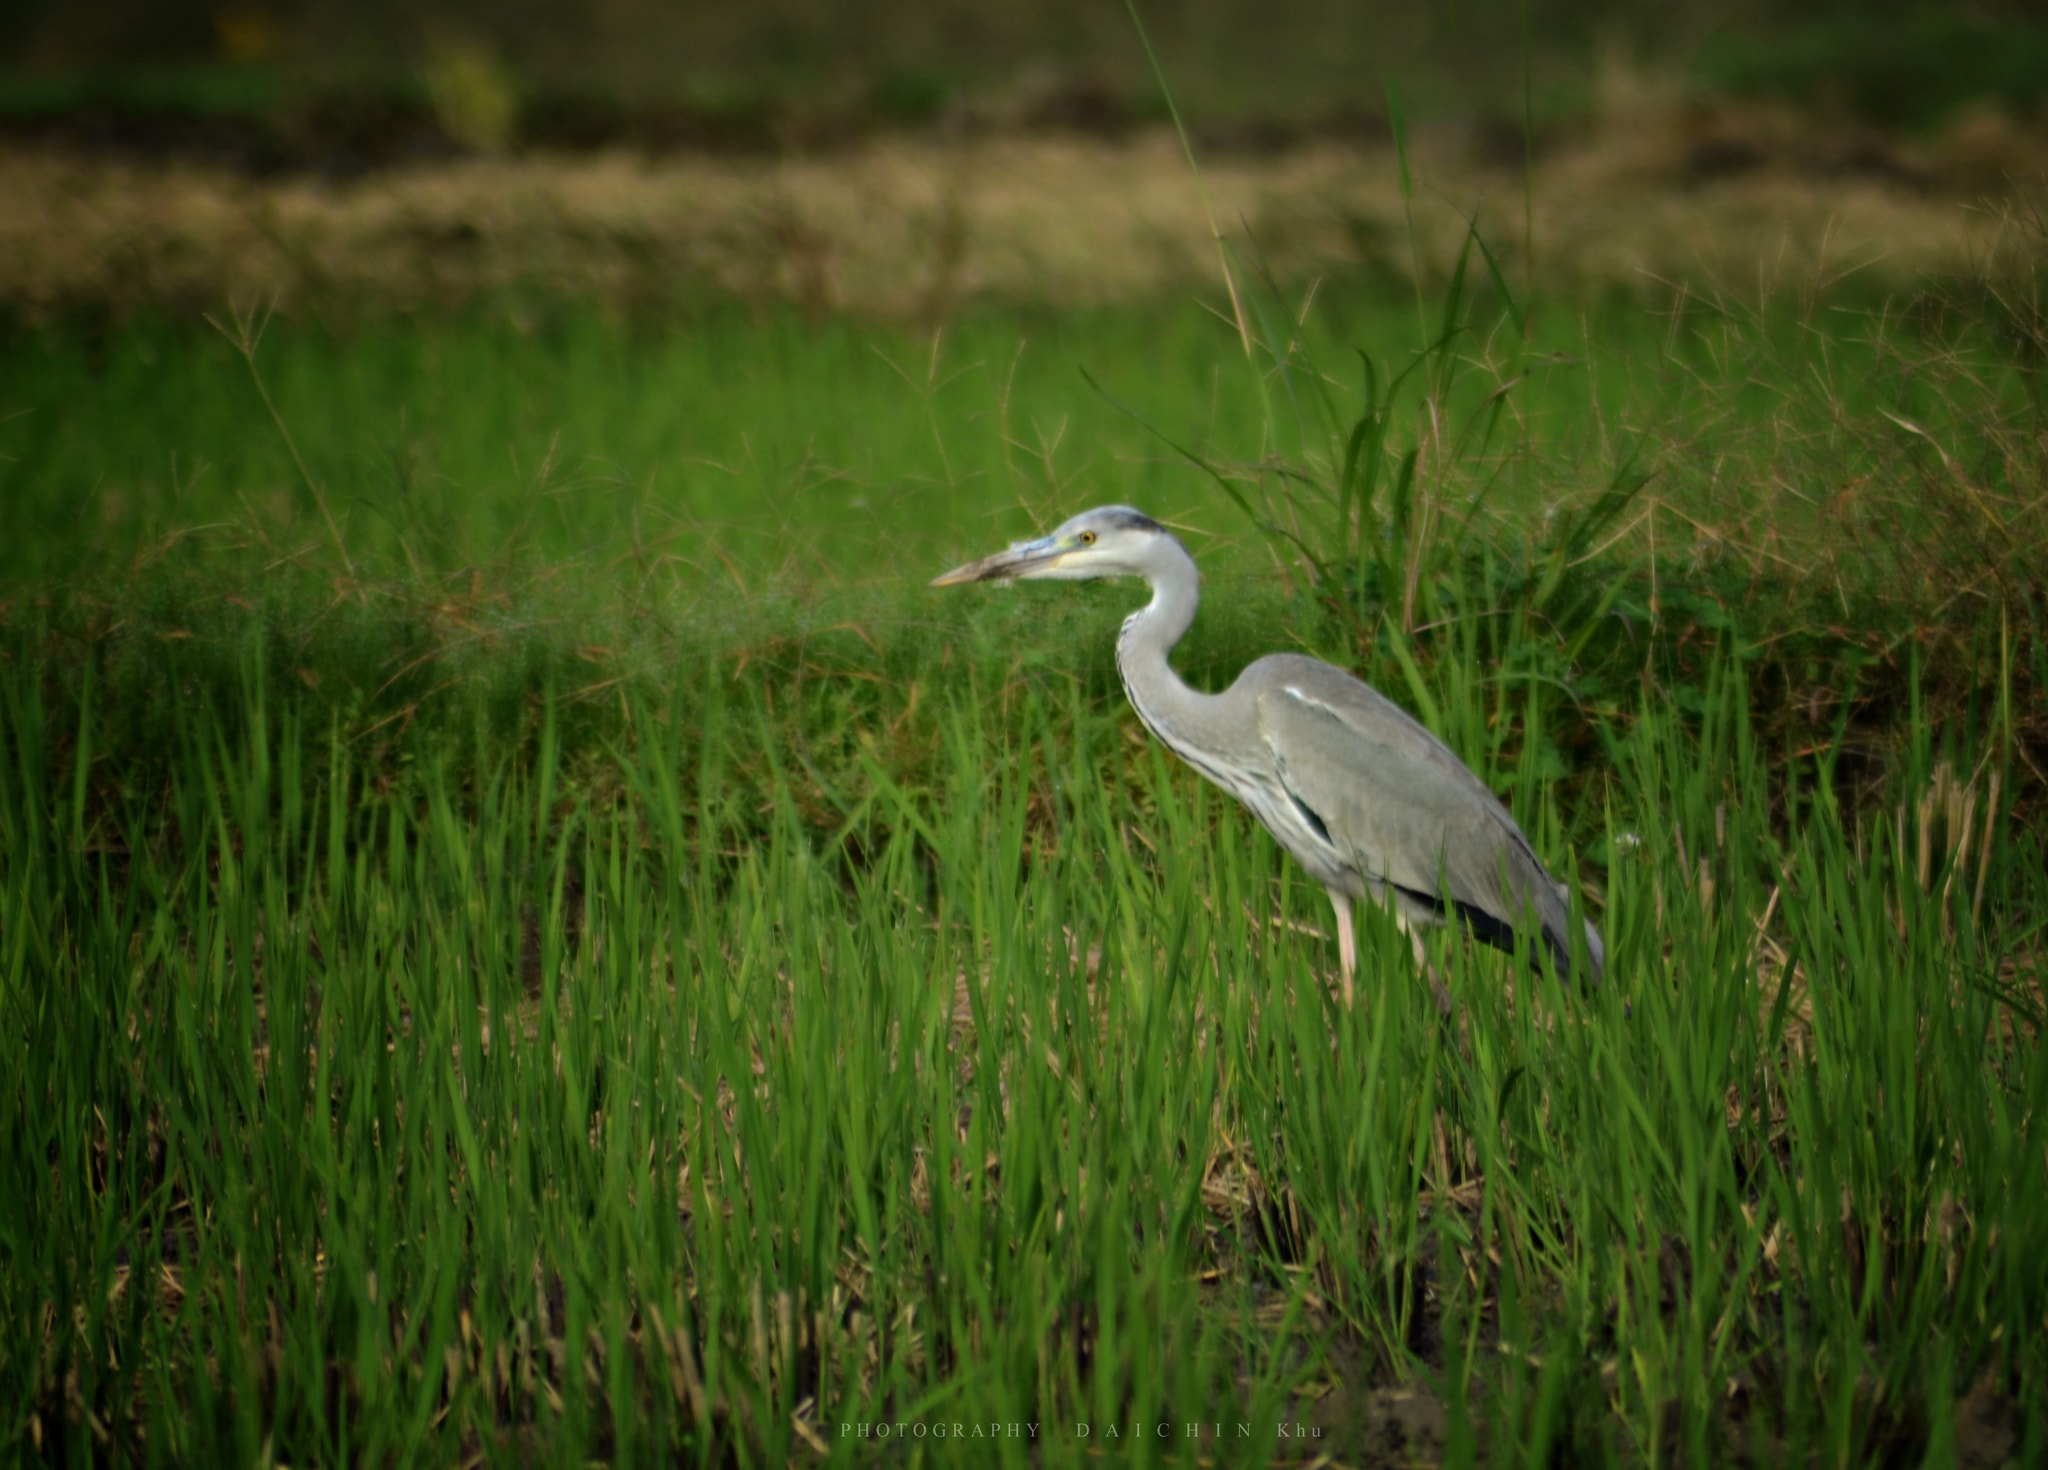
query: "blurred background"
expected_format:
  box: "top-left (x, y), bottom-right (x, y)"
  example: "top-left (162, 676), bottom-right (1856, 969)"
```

top-left (7, 0), bottom-right (2048, 142)
top-left (3, 0), bottom-right (2046, 320)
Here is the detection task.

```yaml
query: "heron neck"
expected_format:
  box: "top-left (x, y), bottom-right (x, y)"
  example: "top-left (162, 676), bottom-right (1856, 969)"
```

top-left (1115, 536), bottom-right (1223, 742)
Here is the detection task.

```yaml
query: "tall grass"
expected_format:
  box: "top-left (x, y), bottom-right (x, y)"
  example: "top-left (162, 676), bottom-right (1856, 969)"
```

top-left (5, 235), bottom-right (2048, 1458)
top-left (4, 591), bottom-right (2045, 1462)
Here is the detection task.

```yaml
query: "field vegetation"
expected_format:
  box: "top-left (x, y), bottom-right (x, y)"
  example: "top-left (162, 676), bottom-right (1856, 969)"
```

top-left (4, 57), bottom-right (2048, 1466)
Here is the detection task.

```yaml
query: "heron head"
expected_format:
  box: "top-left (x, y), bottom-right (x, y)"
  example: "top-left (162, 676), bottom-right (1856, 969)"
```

top-left (931, 506), bottom-right (1168, 586)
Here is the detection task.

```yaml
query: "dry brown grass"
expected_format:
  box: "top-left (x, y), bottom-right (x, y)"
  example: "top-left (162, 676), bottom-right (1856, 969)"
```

top-left (3, 101), bottom-right (2044, 319)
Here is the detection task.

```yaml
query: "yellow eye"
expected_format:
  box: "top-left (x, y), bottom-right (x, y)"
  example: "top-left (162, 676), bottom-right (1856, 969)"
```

top-left (1079, 531), bottom-right (1096, 545)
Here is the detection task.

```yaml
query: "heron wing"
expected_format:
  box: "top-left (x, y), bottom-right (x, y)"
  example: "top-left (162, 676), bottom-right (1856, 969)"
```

top-left (1250, 656), bottom-right (1574, 959)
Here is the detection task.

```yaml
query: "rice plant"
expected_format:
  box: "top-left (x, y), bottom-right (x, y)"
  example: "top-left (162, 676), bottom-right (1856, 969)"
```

top-left (3, 593), bottom-right (2043, 1463)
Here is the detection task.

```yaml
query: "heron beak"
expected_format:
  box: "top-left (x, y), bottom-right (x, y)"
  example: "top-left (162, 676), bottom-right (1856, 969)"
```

top-left (930, 537), bottom-right (1062, 587)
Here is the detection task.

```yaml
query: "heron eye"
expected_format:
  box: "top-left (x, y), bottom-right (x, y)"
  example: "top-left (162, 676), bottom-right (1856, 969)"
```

top-left (1079, 531), bottom-right (1096, 545)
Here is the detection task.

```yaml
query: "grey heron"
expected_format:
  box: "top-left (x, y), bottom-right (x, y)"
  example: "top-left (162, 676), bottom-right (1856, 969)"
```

top-left (933, 505), bottom-right (1603, 1003)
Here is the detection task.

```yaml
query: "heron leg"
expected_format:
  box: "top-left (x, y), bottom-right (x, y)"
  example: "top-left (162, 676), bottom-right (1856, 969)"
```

top-left (1393, 912), bottom-right (1456, 1016)
top-left (1327, 890), bottom-right (1357, 1008)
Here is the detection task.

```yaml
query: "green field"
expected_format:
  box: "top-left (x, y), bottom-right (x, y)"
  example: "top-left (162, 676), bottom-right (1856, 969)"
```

top-left (4, 272), bottom-right (2046, 1465)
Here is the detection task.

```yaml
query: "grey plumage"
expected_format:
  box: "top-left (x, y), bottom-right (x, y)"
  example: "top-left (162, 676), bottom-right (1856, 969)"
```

top-left (934, 505), bottom-right (1603, 1001)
